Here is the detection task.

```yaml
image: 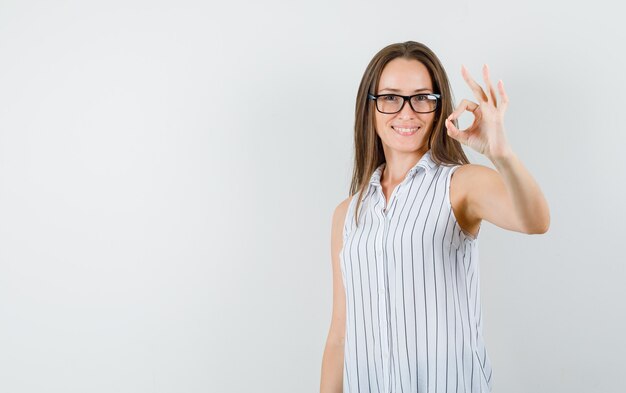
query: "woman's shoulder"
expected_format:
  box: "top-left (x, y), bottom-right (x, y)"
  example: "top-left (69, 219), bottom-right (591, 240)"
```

top-left (448, 165), bottom-right (483, 239)
top-left (331, 195), bottom-right (354, 247)
top-left (449, 163), bottom-right (500, 205)
top-left (449, 163), bottom-right (501, 238)
top-left (449, 163), bottom-right (498, 185)
top-left (332, 195), bottom-right (354, 224)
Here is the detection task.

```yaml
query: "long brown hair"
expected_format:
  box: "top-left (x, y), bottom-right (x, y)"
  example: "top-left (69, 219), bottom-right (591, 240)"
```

top-left (349, 41), bottom-right (470, 227)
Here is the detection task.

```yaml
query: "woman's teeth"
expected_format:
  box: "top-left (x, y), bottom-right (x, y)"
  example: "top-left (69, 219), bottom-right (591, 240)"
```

top-left (393, 126), bottom-right (419, 135)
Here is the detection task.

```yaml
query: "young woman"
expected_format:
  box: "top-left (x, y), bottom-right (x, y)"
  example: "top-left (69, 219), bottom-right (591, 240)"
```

top-left (320, 41), bottom-right (550, 393)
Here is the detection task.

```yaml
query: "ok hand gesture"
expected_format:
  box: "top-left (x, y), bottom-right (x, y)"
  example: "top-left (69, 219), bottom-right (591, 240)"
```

top-left (445, 64), bottom-right (513, 160)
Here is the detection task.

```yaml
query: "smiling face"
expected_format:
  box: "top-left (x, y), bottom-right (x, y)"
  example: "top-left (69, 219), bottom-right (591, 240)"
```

top-left (374, 57), bottom-right (436, 157)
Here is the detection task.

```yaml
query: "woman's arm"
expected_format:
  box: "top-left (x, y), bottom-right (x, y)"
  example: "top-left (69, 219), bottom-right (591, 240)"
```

top-left (454, 155), bottom-right (550, 234)
top-left (320, 197), bottom-right (350, 392)
top-left (446, 64), bottom-right (550, 234)
top-left (320, 335), bottom-right (344, 393)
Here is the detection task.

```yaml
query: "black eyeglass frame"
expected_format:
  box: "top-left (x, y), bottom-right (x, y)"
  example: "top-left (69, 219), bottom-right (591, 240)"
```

top-left (367, 93), bottom-right (441, 114)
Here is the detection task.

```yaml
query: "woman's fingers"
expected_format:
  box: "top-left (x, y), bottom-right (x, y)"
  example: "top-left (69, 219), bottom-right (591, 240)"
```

top-left (461, 64), bottom-right (488, 103)
top-left (463, 63), bottom-right (508, 113)
top-left (445, 117), bottom-right (468, 144)
top-left (482, 64), bottom-right (498, 106)
top-left (447, 99), bottom-right (479, 124)
top-left (498, 79), bottom-right (509, 113)
top-left (446, 99), bottom-right (480, 138)
top-left (449, 64), bottom-right (509, 154)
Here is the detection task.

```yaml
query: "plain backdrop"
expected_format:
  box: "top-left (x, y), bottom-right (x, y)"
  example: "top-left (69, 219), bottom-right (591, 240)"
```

top-left (1, 0), bottom-right (624, 392)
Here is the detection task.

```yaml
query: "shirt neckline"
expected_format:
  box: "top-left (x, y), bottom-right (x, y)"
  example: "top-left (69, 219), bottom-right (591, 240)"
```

top-left (368, 150), bottom-right (436, 189)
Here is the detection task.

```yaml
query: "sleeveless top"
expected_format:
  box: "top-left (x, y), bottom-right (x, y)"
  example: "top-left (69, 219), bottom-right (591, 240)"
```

top-left (340, 150), bottom-right (494, 393)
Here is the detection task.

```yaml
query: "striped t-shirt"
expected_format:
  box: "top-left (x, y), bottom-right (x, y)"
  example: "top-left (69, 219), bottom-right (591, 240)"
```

top-left (340, 150), bottom-right (493, 393)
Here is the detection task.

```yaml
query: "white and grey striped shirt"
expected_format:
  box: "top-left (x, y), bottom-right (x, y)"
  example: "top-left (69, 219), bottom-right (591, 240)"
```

top-left (340, 150), bottom-right (493, 393)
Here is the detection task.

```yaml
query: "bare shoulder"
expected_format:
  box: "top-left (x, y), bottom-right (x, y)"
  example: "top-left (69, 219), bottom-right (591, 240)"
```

top-left (332, 195), bottom-right (353, 227)
top-left (450, 164), bottom-right (498, 237)
top-left (451, 163), bottom-right (497, 183)
top-left (331, 195), bottom-right (353, 247)
top-left (451, 163), bottom-right (501, 198)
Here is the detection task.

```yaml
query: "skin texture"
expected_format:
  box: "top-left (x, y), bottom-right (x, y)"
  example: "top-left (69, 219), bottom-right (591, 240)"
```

top-left (320, 57), bottom-right (550, 392)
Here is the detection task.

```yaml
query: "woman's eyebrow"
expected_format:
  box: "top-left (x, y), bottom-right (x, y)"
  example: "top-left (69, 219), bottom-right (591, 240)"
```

top-left (379, 87), bottom-right (432, 93)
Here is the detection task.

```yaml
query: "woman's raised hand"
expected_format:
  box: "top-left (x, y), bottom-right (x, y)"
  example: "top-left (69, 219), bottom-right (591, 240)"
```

top-left (445, 64), bottom-right (513, 160)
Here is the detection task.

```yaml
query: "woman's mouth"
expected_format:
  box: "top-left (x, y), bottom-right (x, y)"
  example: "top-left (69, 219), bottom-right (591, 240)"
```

top-left (392, 126), bottom-right (420, 136)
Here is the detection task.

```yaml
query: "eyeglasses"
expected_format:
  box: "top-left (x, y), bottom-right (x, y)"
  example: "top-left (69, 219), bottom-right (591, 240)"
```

top-left (368, 93), bottom-right (441, 114)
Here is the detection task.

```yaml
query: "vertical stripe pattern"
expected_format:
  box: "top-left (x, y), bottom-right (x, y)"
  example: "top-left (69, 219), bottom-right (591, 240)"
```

top-left (339, 150), bottom-right (493, 393)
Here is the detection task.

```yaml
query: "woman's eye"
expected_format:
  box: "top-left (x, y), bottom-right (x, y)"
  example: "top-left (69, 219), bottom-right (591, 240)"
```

top-left (383, 95), bottom-right (398, 101)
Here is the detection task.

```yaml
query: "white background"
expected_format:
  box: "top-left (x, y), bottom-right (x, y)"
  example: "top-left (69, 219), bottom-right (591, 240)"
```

top-left (1, 0), bottom-right (624, 392)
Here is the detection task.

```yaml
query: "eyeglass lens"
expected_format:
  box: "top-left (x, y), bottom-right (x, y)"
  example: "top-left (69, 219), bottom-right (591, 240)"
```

top-left (377, 95), bottom-right (437, 113)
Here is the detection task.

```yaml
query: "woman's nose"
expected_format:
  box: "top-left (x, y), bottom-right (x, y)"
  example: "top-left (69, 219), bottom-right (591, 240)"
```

top-left (398, 99), bottom-right (416, 118)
